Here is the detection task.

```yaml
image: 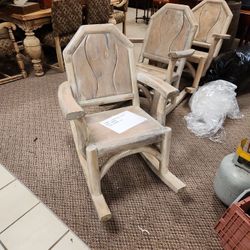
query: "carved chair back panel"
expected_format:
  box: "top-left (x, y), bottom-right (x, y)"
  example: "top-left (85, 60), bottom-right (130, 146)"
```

top-left (71, 32), bottom-right (133, 102)
top-left (193, 1), bottom-right (232, 44)
top-left (143, 7), bottom-right (194, 64)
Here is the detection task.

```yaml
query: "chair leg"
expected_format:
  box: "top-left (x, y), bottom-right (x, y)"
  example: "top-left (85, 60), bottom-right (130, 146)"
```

top-left (54, 36), bottom-right (65, 72)
top-left (16, 53), bottom-right (27, 78)
top-left (141, 129), bottom-right (186, 193)
top-left (122, 21), bottom-right (126, 35)
top-left (190, 58), bottom-right (206, 92)
top-left (122, 13), bottom-right (127, 35)
top-left (158, 129), bottom-right (186, 192)
top-left (86, 146), bottom-right (112, 222)
top-left (8, 27), bottom-right (27, 78)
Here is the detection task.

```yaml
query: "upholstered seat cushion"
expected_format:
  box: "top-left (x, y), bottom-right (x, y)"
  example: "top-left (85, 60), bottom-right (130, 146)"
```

top-left (111, 10), bottom-right (125, 24)
top-left (41, 32), bottom-right (74, 48)
top-left (0, 39), bottom-right (14, 56)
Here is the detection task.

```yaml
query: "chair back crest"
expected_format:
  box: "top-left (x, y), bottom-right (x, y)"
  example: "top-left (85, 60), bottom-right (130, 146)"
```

top-left (193, 0), bottom-right (233, 44)
top-left (63, 24), bottom-right (138, 106)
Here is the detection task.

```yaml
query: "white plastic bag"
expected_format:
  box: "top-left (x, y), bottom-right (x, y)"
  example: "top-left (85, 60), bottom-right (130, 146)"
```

top-left (184, 80), bottom-right (243, 142)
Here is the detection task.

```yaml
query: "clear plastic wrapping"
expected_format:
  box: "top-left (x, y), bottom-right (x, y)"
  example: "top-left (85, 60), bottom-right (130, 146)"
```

top-left (184, 80), bottom-right (243, 142)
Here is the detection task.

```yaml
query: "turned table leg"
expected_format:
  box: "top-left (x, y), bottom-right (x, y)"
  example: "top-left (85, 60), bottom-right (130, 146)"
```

top-left (23, 31), bottom-right (44, 76)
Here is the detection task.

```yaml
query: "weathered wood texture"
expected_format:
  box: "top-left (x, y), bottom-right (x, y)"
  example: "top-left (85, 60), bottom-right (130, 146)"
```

top-left (134, 4), bottom-right (198, 123)
top-left (59, 24), bottom-right (185, 221)
top-left (71, 33), bottom-right (132, 100)
top-left (186, 0), bottom-right (233, 92)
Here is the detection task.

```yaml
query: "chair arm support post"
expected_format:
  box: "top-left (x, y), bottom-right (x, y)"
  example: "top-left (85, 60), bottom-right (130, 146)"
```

top-left (58, 81), bottom-right (85, 120)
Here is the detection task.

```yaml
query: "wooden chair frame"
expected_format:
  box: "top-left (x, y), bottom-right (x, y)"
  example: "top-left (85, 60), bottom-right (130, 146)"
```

top-left (131, 3), bottom-right (198, 124)
top-left (58, 24), bottom-right (185, 221)
top-left (186, 0), bottom-right (233, 93)
top-left (0, 22), bottom-right (27, 85)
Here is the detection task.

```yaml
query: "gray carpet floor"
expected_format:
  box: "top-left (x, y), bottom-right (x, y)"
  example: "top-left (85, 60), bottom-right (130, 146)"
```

top-left (0, 8), bottom-right (250, 250)
top-left (0, 70), bottom-right (249, 249)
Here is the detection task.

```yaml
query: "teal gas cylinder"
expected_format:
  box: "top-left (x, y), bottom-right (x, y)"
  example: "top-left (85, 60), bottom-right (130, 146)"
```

top-left (214, 139), bottom-right (250, 206)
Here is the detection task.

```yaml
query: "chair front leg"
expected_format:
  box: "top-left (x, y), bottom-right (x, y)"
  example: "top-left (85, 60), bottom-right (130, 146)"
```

top-left (159, 129), bottom-right (186, 193)
top-left (86, 145), bottom-right (111, 222)
top-left (54, 36), bottom-right (65, 72)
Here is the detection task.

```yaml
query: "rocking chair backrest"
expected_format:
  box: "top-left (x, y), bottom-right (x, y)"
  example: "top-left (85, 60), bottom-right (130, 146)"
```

top-left (141, 3), bottom-right (197, 65)
top-left (192, 0), bottom-right (232, 55)
top-left (63, 24), bottom-right (139, 107)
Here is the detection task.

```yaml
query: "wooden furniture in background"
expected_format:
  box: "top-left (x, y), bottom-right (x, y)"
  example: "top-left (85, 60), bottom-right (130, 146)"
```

top-left (135, 0), bottom-right (151, 23)
top-left (238, 9), bottom-right (250, 46)
top-left (0, 22), bottom-right (27, 84)
top-left (220, 1), bottom-right (241, 53)
top-left (39, 0), bottom-right (53, 9)
top-left (0, 164), bottom-right (89, 249)
top-left (110, 0), bottom-right (128, 34)
top-left (40, 0), bottom-right (82, 72)
top-left (87, 0), bottom-right (110, 24)
top-left (186, 0), bottom-right (233, 93)
top-left (0, 8), bottom-right (51, 76)
top-left (0, 0), bottom-right (118, 76)
top-left (131, 4), bottom-right (197, 124)
top-left (151, 0), bottom-right (169, 15)
top-left (58, 24), bottom-right (185, 221)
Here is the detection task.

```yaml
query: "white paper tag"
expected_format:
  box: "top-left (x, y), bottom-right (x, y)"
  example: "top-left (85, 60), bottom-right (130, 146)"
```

top-left (100, 111), bottom-right (147, 134)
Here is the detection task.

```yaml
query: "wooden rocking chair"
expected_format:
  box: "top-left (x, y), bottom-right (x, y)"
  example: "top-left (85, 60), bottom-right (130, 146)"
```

top-left (131, 4), bottom-right (198, 125)
top-left (58, 24), bottom-right (185, 221)
top-left (186, 0), bottom-right (233, 93)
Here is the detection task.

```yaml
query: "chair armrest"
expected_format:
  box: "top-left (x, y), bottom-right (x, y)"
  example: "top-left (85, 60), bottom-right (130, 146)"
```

top-left (212, 33), bottom-right (231, 40)
top-left (168, 49), bottom-right (195, 59)
top-left (113, 0), bottom-right (127, 8)
top-left (137, 71), bottom-right (179, 99)
top-left (0, 22), bottom-right (16, 31)
top-left (129, 38), bottom-right (144, 43)
top-left (58, 81), bottom-right (85, 120)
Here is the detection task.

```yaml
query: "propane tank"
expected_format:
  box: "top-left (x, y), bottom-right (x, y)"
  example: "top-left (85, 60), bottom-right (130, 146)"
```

top-left (214, 139), bottom-right (250, 206)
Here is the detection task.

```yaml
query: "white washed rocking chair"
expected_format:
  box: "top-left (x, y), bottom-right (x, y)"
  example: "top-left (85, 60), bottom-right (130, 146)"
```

top-left (186, 0), bottom-right (233, 93)
top-left (132, 4), bottom-right (198, 124)
top-left (58, 24), bottom-right (185, 221)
